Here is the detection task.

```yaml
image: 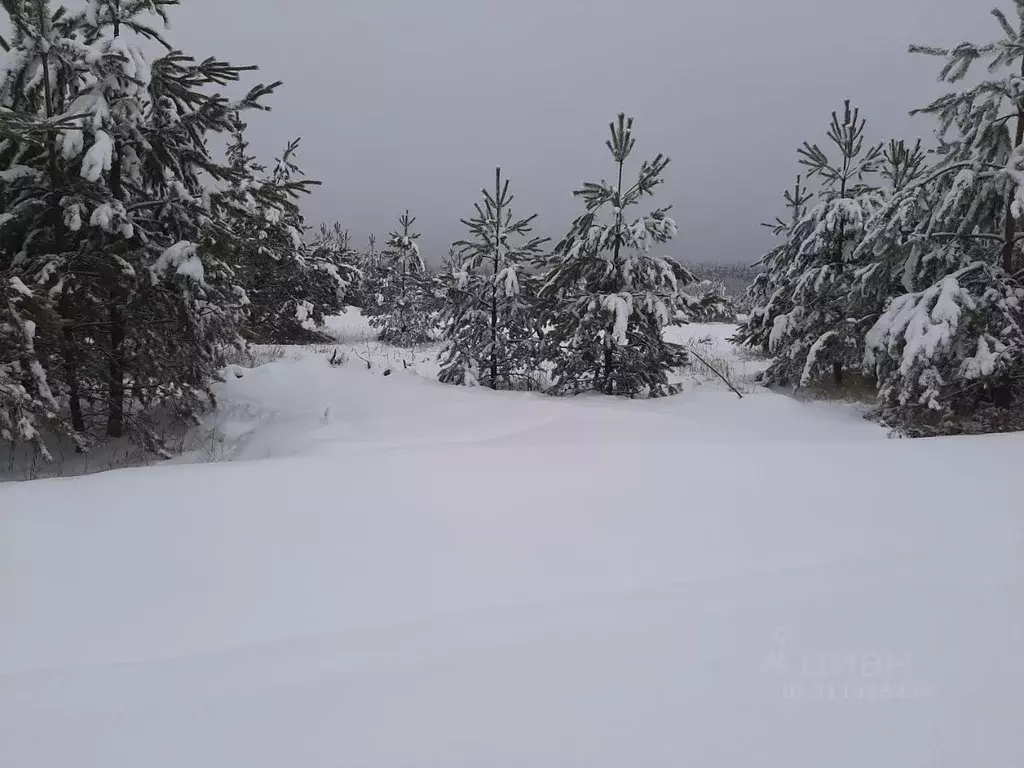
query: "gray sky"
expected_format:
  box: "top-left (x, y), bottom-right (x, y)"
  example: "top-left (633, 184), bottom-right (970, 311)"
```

top-left (171, 0), bottom-right (992, 264)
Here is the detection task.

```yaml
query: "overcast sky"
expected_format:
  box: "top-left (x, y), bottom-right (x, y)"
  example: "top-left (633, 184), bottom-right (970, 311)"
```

top-left (169, 0), bottom-right (993, 264)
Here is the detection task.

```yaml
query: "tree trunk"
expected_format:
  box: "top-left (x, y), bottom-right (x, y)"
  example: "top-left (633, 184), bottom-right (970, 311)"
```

top-left (106, 305), bottom-right (125, 438)
top-left (106, 82), bottom-right (127, 439)
top-left (490, 168), bottom-right (501, 389)
top-left (59, 319), bottom-right (86, 434)
top-left (602, 158), bottom-right (625, 396)
top-left (832, 361), bottom-right (844, 388)
top-left (489, 288), bottom-right (498, 387)
top-left (399, 262), bottom-right (407, 335)
top-left (40, 33), bottom-right (85, 437)
top-left (398, 215), bottom-right (408, 337)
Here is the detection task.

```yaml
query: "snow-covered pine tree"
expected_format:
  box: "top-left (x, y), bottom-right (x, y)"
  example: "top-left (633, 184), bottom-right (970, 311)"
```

top-left (0, 0), bottom-right (285, 454)
top-left (439, 167), bottom-right (548, 388)
top-left (223, 119), bottom-right (347, 343)
top-left (440, 246), bottom-right (460, 273)
top-left (845, 138), bottom-right (928, 325)
top-left (761, 101), bottom-right (885, 388)
top-left (365, 210), bottom-right (433, 345)
top-left (315, 222), bottom-right (351, 255)
top-left (880, 138), bottom-right (927, 193)
top-left (311, 222), bottom-right (355, 271)
top-left (64, 0), bottom-right (186, 440)
top-left (856, 4), bottom-right (1024, 431)
top-left (1, 272), bottom-right (63, 460)
top-left (419, 254), bottom-right (454, 321)
top-left (0, 0), bottom-right (107, 443)
top-left (689, 278), bottom-right (735, 322)
top-left (348, 233), bottom-right (383, 309)
top-left (309, 221), bottom-right (359, 315)
top-left (0, 63), bottom-right (79, 459)
top-left (538, 114), bottom-right (702, 397)
top-left (367, 234), bottom-right (378, 269)
top-left (325, 231), bottom-right (376, 310)
top-left (734, 175), bottom-right (813, 354)
top-left (425, 248), bottom-right (466, 338)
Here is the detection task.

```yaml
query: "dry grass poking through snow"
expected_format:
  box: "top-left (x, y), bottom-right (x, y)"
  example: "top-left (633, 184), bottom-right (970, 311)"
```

top-left (669, 324), bottom-right (768, 396)
top-left (223, 344), bottom-right (289, 369)
top-left (683, 334), bottom-right (749, 394)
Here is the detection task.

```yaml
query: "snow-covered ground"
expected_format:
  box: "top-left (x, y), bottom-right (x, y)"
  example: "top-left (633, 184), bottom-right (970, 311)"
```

top-left (1, 311), bottom-right (1021, 768)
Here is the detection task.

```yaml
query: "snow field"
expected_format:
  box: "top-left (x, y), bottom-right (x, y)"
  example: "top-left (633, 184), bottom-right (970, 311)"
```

top-left (1, 310), bottom-right (1021, 768)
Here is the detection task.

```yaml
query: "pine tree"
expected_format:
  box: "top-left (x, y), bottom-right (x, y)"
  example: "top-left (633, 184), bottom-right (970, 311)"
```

top-left (0, 61), bottom-right (78, 458)
top-left (367, 234), bottom-right (378, 266)
top-left (327, 232), bottom-right (376, 309)
top-left (846, 138), bottom-right (927, 323)
top-left (365, 210), bottom-right (433, 345)
top-left (855, 4), bottom-right (1024, 430)
top-left (0, 0), bottom-right (285, 455)
top-left (538, 114), bottom-right (702, 397)
top-left (309, 222), bottom-right (360, 316)
top-left (735, 175), bottom-right (813, 355)
top-left (1, 273), bottom-right (62, 460)
top-left (761, 101), bottom-right (886, 388)
top-left (689, 278), bottom-right (736, 322)
top-left (0, 0), bottom-right (106, 442)
top-left (439, 167), bottom-right (548, 388)
top-left (224, 120), bottom-right (348, 343)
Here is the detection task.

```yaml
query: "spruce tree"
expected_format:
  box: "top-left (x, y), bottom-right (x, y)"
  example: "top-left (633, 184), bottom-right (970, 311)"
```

top-left (856, 4), bottom-right (1024, 429)
top-left (539, 114), bottom-right (702, 397)
top-left (439, 167), bottom-right (548, 388)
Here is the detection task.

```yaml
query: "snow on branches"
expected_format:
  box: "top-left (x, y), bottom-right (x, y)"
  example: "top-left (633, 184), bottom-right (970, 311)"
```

top-left (538, 114), bottom-right (704, 397)
top-left (439, 168), bottom-right (548, 389)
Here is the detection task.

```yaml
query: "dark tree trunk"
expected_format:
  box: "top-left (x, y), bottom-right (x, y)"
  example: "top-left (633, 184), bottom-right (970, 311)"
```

top-left (991, 384), bottom-right (1012, 409)
top-left (400, 262), bottom-right (406, 335)
top-left (40, 36), bottom-right (85, 437)
top-left (489, 293), bottom-right (498, 387)
top-left (60, 321), bottom-right (86, 435)
top-left (106, 60), bottom-right (127, 439)
top-left (490, 168), bottom-right (501, 390)
top-left (106, 305), bottom-right (125, 438)
top-left (601, 157), bottom-right (626, 396)
top-left (832, 361), bottom-right (844, 388)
